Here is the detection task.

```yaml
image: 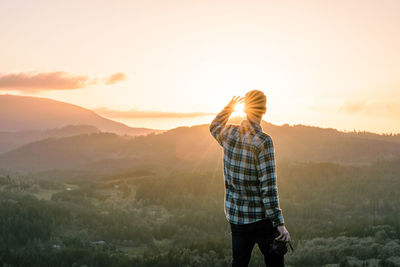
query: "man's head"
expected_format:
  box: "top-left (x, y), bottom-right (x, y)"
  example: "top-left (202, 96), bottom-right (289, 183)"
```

top-left (244, 89), bottom-right (267, 121)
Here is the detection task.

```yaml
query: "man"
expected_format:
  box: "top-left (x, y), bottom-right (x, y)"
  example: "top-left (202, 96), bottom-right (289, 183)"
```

top-left (209, 90), bottom-right (290, 267)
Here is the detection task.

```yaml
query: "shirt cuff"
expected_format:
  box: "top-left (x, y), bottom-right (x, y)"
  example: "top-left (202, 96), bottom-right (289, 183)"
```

top-left (270, 212), bottom-right (285, 227)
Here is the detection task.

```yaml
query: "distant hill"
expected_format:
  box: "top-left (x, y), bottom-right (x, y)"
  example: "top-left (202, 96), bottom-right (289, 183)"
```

top-left (259, 120), bottom-right (400, 163)
top-left (0, 118), bottom-right (399, 173)
top-left (0, 94), bottom-right (161, 136)
top-left (0, 124), bottom-right (101, 154)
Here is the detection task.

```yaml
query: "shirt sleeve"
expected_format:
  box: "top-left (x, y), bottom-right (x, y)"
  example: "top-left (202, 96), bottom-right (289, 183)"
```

top-left (209, 105), bottom-right (234, 146)
top-left (255, 136), bottom-right (285, 227)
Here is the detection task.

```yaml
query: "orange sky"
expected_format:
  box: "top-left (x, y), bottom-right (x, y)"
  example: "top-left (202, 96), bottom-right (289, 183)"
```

top-left (0, 0), bottom-right (399, 133)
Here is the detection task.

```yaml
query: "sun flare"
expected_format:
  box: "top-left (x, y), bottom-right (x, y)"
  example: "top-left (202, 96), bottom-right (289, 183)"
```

top-left (233, 103), bottom-right (245, 117)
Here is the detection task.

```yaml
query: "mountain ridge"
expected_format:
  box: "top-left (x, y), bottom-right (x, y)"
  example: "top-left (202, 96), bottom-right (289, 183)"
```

top-left (0, 124), bottom-right (101, 153)
top-left (0, 94), bottom-right (161, 136)
top-left (1, 119), bottom-right (400, 173)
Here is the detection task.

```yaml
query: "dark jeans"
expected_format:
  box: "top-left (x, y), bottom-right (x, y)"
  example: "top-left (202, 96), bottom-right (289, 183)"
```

top-left (230, 218), bottom-right (284, 267)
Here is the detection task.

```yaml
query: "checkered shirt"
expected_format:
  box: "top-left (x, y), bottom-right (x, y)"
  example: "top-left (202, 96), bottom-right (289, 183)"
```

top-left (209, 105), bottom-right (284, 227)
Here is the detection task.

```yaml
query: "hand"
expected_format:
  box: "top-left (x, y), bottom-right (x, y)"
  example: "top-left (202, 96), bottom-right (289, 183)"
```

top-left (276, 225), bottom-right (290, 243)
top-left (226, 96), bottom-right (245, 110)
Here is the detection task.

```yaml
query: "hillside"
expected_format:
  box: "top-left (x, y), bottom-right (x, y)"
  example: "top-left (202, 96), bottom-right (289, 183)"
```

top-left (0, 125), bottom-right (101, 153)
top-left (1, 119), bottom-right (400, 173)
top-left (0, 94), bottom-right (160, 136)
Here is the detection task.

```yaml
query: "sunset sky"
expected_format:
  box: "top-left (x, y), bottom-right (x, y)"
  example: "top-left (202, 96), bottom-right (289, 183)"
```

top-left (1, 0), bottom-right (399, 133)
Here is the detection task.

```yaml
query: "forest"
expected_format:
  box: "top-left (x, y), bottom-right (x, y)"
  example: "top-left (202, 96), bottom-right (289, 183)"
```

top-left (1, 159), bottom-right (400, 266)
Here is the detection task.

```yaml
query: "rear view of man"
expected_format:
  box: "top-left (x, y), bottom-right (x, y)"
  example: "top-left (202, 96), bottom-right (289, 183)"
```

top-left (209, 90), bottom-right (290, 267)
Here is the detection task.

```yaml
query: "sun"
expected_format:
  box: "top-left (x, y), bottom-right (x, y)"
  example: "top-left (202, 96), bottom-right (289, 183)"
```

top-left (233, 103), bottom-right (245, 117)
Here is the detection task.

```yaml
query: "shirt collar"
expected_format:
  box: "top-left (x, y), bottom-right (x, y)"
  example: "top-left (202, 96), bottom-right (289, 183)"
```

top-left (240, 119), bottom-right (262, 132)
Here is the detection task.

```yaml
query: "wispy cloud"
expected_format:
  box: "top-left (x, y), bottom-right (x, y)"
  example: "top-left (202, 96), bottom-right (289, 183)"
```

top-left (338, 101), bottom-right (400, 118)
top-left (93, 107), bottom-right (214, 118)
top-left (310, 100), bottom-right (400, 118)
top-left (339, 101), bottom-right (366, 113)
top-left (0, 71), bottom-right (127, 92)
top-left (104, 72), bottom-right (127, 85)
top-left (0, 71), bottom-right (92, 92)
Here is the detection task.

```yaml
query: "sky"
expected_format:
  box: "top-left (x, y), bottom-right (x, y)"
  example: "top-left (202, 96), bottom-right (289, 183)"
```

top-left (0, 0), bottom-right (399, 133)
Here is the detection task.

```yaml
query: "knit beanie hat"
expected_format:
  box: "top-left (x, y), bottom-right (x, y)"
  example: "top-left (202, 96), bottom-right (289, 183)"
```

top-left (244, 90), bottom-right (267, 119)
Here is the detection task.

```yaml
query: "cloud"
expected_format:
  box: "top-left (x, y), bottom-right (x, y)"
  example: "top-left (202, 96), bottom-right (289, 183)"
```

top-left (310, 100), bottom-right (400, 119)
top-left (339, 101), bottom-right (366, 113)
top-left (0, 71), bottom-right (127, 92)
top-left (104, 72), bottom-right (127, 85)
top-left (338, 101), bottom-right (400, 118)
top-left (0, 71), bottom-right (94, 92)
top-left (93, 107), bottom-right (214, 119)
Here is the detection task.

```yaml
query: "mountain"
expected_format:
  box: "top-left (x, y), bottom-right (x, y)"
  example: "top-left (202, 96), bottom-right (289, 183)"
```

top-left (0, 94), bottom-right (161, 136)
top-left (0, 118), bottom-right (399, 173)
top-left (0, 124), bottom-right (101, 154)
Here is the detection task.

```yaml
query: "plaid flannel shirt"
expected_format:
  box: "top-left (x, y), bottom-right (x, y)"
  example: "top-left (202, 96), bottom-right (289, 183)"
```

top-left (209, 105), bottom-right (284, 227)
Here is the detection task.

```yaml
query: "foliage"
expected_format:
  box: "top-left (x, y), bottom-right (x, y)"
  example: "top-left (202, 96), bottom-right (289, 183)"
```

top-left (0, 160), bottom-right (399, 266)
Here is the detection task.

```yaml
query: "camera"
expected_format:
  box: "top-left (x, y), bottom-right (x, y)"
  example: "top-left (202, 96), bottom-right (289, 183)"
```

top-left (269, 239), bottom-right (294, 256)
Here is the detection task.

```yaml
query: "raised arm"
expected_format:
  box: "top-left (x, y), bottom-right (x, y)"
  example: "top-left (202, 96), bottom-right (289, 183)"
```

top-left (209, 96), bottom-right (244, 146)
top-left (255, 136), bottom-right (285, 227)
